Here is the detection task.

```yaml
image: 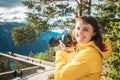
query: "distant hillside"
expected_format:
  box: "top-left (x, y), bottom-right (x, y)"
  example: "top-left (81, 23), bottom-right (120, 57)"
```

top-left (0, 22), bottom-right (48, 56)
top-left (0, 22), bottom-right (68, 56)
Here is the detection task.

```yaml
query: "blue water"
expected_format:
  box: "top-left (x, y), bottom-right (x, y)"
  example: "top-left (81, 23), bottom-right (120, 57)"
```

top-left (0, 22), bottom-right (69, 56)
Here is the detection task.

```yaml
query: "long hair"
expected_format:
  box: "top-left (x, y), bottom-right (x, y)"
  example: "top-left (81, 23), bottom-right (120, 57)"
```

top-left (74, 15), bottom-right (106, 51)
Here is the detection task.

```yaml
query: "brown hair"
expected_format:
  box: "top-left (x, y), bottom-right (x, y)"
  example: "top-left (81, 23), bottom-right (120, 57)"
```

top-left (74, 15), bottom-right (106, 51)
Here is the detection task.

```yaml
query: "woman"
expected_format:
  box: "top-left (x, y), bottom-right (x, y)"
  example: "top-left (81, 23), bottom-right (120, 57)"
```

top-left (54, 15), bottom-right (112, 80)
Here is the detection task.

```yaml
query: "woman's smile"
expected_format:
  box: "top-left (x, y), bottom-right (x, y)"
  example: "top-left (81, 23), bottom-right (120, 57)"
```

top-left (76, 36), bottom-right (85, 42)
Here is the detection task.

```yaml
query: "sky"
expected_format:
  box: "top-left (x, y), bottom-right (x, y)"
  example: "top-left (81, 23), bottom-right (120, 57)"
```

top-left (0, 0), bottom-right (77, 23)
top-left (0, 0), bottom-right (28, 23)
top-left (0, 0), bottom-right (105, 23)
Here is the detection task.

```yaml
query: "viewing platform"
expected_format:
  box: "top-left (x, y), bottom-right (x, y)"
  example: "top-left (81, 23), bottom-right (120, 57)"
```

top-left (0, 52), bottom-right (55, 80)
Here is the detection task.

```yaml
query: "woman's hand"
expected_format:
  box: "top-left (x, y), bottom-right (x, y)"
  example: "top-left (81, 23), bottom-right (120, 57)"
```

top-left (59, 40), bottom-right (66, 50)
top-left (59, 40), bottom-right (73, 53)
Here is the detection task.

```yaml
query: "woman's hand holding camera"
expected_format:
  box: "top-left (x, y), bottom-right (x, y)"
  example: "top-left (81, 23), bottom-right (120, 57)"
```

top-left (59, 40), bottom-right (73, 53)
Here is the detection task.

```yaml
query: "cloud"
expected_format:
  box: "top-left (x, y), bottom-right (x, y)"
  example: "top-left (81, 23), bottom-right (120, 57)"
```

top-left (0, 6), bottom-right (28, 22)
top-left (0, 0), bottom-right (28, 23)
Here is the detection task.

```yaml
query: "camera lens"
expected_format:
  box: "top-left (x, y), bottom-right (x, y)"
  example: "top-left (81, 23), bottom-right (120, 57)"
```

top-left (48, 37), bottom-right (60, 47)
top-left (62, 33), bottom-right (72, 47)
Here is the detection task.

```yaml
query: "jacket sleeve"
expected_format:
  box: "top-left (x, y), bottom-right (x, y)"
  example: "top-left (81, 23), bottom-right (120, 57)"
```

top-left (54, 50), bottom-right (67, 80)
top-left (55, 49), bottom-right (92, 80)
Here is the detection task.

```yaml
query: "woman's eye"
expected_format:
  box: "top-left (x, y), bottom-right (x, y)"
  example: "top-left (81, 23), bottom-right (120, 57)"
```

top-left (76, 27), bottom-right (89, 31)
top-left (83, 28), bottom-right (89, 31)
top-left (77, 27), bottom-right (80, 30)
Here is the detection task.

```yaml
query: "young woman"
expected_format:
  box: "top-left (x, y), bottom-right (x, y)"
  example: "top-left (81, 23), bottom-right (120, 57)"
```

top-left (54, 15), bottom-right (112, 80)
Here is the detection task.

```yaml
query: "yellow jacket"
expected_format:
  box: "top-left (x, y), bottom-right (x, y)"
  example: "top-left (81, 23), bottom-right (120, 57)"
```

top-left (55, 39), bottom-right (112, 80)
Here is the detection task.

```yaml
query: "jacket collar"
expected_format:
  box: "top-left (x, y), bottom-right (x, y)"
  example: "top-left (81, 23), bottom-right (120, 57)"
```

top-left (76, 39), bottom-right (112, 59)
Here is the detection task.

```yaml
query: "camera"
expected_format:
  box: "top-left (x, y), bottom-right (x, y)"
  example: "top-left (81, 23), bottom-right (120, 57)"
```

top-left (48, 33), bottom-right (73, 47)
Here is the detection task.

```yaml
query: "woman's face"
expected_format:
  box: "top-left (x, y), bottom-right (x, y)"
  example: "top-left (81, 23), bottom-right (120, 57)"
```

top-left (74, 19), bottom-right (96, 43)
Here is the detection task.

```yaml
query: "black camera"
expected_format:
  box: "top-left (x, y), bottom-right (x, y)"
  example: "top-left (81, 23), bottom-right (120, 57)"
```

top-left (48, 33), bottom-right (73, 47)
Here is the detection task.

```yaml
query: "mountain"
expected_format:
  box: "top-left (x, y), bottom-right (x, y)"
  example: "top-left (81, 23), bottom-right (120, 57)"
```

top-left (0, 22), bottom-right (68, 56)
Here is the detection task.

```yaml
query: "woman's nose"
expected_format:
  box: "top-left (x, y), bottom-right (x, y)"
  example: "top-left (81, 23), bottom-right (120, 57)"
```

top-left (77, 30), bottom-right (83, 36)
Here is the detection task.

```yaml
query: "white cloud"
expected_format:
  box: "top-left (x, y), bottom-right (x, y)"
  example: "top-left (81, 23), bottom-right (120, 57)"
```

top-left (0, 6), bottom-right (28, 23)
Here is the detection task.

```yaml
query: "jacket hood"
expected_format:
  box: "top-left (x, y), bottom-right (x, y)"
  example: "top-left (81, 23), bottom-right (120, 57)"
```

top-left (76, 39), bottom-right (112, 59)
top-left (92, 39), bottom-right (112, 59)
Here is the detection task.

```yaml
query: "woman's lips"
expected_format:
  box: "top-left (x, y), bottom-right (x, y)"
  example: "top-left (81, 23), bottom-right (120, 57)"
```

top-left (76, 37), bottom-right (85, 42)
